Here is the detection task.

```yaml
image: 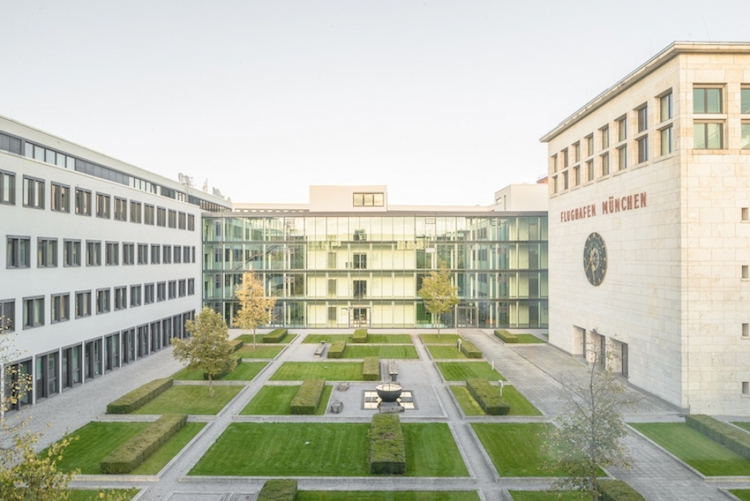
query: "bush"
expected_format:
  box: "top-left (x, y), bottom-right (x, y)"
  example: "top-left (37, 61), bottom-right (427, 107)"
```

top-left (100, 414), bottom-right (187, 474)
top-left (369, 413), bottom-right (406, 474)
top-left (459, 340), bottom-right (482, 358)
top-left (328, 340), bottom-right (346, 359)
top-left (257, 479), bottom-right (297, 501)
top-left (263, 328), bottom-right (288, 343)
top-left (290, 379), bottom-right (326, 414)
top-left (598, 479), bottom-right (646, 501)
top-left (466, 378), bottom-right (509, 415)
top-left (363, 357), bottom-right (380, 381)
top-left (107, 378), bottom-right (173, 414)
top-left (229, 339), bottom-right (244, 352)
top-left (352, 328), bottom-right (368, 343)
top-left (494, 329), bottom-right (518, 343)
top-left (686, 414), bottom-right (750, 459)
top-left (203, 366), bottom-right (232, 380)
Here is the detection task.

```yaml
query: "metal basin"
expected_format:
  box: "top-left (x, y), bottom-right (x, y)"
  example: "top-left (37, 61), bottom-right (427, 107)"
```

top-left (375, 383), bottom-right (403, 402)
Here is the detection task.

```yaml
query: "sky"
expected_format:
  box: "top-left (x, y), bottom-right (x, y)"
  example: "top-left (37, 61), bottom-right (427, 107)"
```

top-left (2, 0), bottom-right (750, 206)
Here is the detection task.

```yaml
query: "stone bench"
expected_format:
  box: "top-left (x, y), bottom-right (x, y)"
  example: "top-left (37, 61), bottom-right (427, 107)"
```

top-left (314, 341), bottom-right (326, 358)
top-left (330, 400), bottom-right (343, 413)
top-left (388, 360), bottom-right (398, 381)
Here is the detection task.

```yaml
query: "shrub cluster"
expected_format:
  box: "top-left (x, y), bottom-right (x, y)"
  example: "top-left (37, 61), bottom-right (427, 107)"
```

top-left (328, 340), bottom-right (346, 358)
top-left (494, 329), bottom-right (518, 343)
top-left (106, 378), bottom-right (173, 414)
top-left (263, 328), bottom-right (288, 343)
top-left (352, 328), bottom-right (368, 343)
top-left (466, 378), bottom-right (509, 415)
top-left (100, 414), bottom-right (188, 474)
top-left (229, 339), bottom-right (244, 352)
top-left (459, 339), bottom-right (482, 358)
top-left (369, 413), bottom-right (406, 474)
top-left (686, 414), bottom-right (750, 459)
top-left (257, 479), bottom-right (297, 501)
top-left (598, 480), bottom-right (646, 501)
top-left (363, 357), bottom-right (380, 381)
top-left (290, 379), bottom-right (326, 414)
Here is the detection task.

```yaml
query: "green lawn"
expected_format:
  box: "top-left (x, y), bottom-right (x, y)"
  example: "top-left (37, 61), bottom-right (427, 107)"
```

top-left (437, 362), bottom-right (505, 381)
top-left (131, 422), bottom-right (205, 474)
top-left (514, 334), bottom-right (546, 344)
top-left (235, 345), bottom-right (284, 359)
top-left (420, 334), bottom-right (461, 344)
top-left (270, 362), bottom-right (364, 381)
top-left (303, 334), bottom-right (413, 344)
top-left (426, 345), bottom-right (467, 359)
top-left (342, 345), bottom-right (419, 359)
top-left (238, 333), bottom-right (296, 344)
top-left (732, 422), bottom-right (750, 433)
top-left (509, 492), bottom-right (589, 501)
top-left (630, 422), bottom-right (750, 476)
top-left (172, 362), bottom-right (268, 381)
top-left (133, 385), bottom-right (243, 415)
top-left (241, 384), bottom-right (333, 415)
top-left (450, 385), bottom-right (541, 416)
top-left (472, 423), bottom-right (564, 476)
top-left (402, 423), bottom-right (469, 476)
top-left (303, 334), bottom-right (352, 344)
top-left (298, 492), bottom-right (480, 501)
top-left (67, 489), bottom-right (140, 501)
top-left (730, 490), bottom-right (750, 501)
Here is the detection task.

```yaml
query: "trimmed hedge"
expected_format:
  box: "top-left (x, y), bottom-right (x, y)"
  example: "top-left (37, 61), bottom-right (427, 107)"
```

top-left (363, 357), bottom-right (380, 381)
top-left (352, 328), bottom-right (368, 343)
top-left (598, 480), bottom-right (646, 501)
top-left (258, 479), bottom-right (297, 501)
top-left (369, 413), bottom-right (406, 474)
top-left (686, 414), bottom-right (750, 459)
top-left (203, 366), bottom-right (231, 380)
top-left (494, 329), bottom-right (518, 343)
top-left (107, 378), bottom-right (173, 414)
top-left (290, 379), bottom-right (326, 414)
top-left (263, 328), bottom-right (288, 343)
top-left (328, 340), bottom-right (346, 359)
top-left (466, 378), bottom-right (509, 415)
top-left (459, 340), bottom-right (482, 358)
top-left (229, 339), bottom-right (244, 352)
top-left (100, 414), bottom-right (188, 474)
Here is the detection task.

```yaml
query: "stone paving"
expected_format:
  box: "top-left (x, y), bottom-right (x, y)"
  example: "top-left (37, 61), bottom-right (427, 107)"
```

top-left (9, 328), bottom-right (750, 500)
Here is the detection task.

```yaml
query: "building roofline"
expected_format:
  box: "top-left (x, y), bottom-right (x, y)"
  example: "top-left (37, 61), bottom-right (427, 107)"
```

top-left (539, 41), bottom-right (750, 143)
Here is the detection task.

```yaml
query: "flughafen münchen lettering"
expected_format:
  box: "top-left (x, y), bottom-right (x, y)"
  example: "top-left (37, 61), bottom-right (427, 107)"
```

top-left (559, 192), bottom-right (647, 223)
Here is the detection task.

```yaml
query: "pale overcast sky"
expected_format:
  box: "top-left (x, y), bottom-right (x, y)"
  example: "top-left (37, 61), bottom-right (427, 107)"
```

top-left (2, 1), bottom-right (749, 205)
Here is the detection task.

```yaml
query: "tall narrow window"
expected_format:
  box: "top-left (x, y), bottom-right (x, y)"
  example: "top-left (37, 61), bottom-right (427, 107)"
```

top-left (144, 204), bottom-right (155, 225)
top-left (586, 160), bottom-right (594, 181)
top-left (75, 291), bottom-right (91, 318)
top-left (96, 193), bottom-right (110, 218)
top-left (86, 241), bottom-right (101, 266)
top-left (618, 146), bottom-right (627, 170)
top-left (51, 183), bottom-right (70, 212)
top-left (37, 238), bottom-right (58, 268)
top-left (1, 171), bottom-right (16, 205)
top-left (637, 136), bottom-right (648, 164)
top-left (130, 201), bottom-right (142, 223)
top-left (661, 126), bottom-right (673, 155)
top-left (114, 197), bottom-right (127, 221)
top-left (617, 116), bottom-right (627, 142)
top-left (64, 240), bottom-right (81, 267)
top-left (660, 92), bottom-right (673, 122)
top-left (585, 135), bottom-right (594, 157)
top-left (106, 242), bottom-right (119, 265)
top-left (23, 177), bottom-right (44, 208)
top-left (51, 293), bottom-right (70, 323)
top-left (75, 189), bottom-right (91, 216)
top-left (742, 88), bottom-right (750, 114)
top-left (742, 123), bottom-right (750, 150)
top-left (600, 126), bottom-right (609, 149)
top-left (637, 105), bottom-right (648, 133)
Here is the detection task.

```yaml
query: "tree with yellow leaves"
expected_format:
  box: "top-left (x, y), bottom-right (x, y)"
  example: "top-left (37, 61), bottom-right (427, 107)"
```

top-left (234, 271), bottom-right (277, 348)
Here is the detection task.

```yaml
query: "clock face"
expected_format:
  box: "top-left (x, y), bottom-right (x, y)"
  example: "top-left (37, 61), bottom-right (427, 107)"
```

top-left (583, 232), bottom-right (607, 286)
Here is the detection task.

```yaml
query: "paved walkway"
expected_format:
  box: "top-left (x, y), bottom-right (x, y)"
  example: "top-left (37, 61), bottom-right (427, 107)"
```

top-left (11, 329), bottom-right (750, 500)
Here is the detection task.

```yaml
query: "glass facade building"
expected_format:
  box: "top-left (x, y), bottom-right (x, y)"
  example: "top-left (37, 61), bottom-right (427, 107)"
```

top-left (202, 211), bottom-right (548, 329)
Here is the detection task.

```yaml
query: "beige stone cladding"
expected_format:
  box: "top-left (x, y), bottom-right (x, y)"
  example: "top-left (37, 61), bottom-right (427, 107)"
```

top-left (543, 43), bottom-right (750, 415)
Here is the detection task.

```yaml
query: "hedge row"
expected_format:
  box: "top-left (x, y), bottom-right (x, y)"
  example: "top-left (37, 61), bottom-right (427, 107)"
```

top-left (352, 328), bottom-right (368, 343)
top-left (459, 340), bottom-right (482, 358)
top-left (203, 366), bottom-right (232, 381)
top-left (686, 414), bottom-right (750, 459)
top-left (466, 378), bottom-right (509, 415)
top-left (328, 340), bottom-right (346, 358)
top-left (598, 480), bottom-right (646, 501)
top-left (494, 329), bottom-right (518, 343)
top-left (369, 413), bottom-right (406, 474)
top-left (290, 379), bottom-right (326, 414)
top-left (100, 414), bottom-right (188, 474)
top-left (229, 339), bottom-right (244, 352)
top-left (263, 328), bottom-right (288, 343)
top-left (257, 479), bottom-right (297, 501)
top-left (106, 378), bottom-right (173, 414)
top-left (363, 357), bottom-right (380, 381)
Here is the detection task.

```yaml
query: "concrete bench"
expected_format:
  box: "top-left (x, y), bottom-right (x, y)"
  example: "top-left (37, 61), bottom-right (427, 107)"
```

top-left (314, 341), bottom-right (326, 358)
top-left (388, 360), bottom-right (398, 381)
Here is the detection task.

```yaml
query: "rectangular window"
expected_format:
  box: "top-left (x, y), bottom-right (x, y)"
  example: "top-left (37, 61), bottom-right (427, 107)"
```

top-left (585, 135), bottom-right (594, 157)
top-left (168, 281), bottom-right (177, 299)
top-left (86, 241), bottom-right (101, 266)
top-left (661, 126), bottom-right (674, 155)
top-left (106, 242), bottom-right (119, 266)
top-left (552, 175), bottom-right (557, 194)
top-left (328, 279), bottom-right (337, 296)
top-left (637, 105), bottom-right (648, 133)
top-left (75, 189), bottom-right (91, 216)
top-left (144, 204), bottom-right (155, 225)
top-left (130, 201), bottom-right (142, 223)
top-left (353, 192), bottom-right (385, 207)
top-left (37, 238), bottom-right (58, 268)
top-left (617, 116), bottom-right (627, 142)
top-left (573, 166), bottom-right (580, 186)
top-left (742, 88), bottom-right (750, 114)
top-left (151, 244), bottom-right (160, 264)
top-left (0, 299), bottom-right (15, 332)
top-left (328, 306), bottom-right (337, 322)
top-left (694, 87), bottom-right (722, 113)
top-left (51, 183), bottom-right (70, 212)
top-left (123, 243), bottom-right (135, 265)
top-left (114, 197), bottom-right (127, 221)
top-left (617, 146), bottom-right (627, 170)
top-left (96, 289), bottom-right (111, 314)
top-left (742, 123), bottom-right (750, 150)
top-left (96, 193), bottom-right (110, 218)
top-left (183, 246), bottom-right (190, 263)
top-left (694, 122), bottom-right (723, 149)
top-left (551, 154), bottom-right (557, 173)
top-left (600, 153), bottom-right (609, 176)
top-left (75, 291), bottom-right (91, 318)
top-left (157, 207), bottom-right (166, 226)
top-left (353, 253), bottom-right (367, 269)
top-left (163, 245), bottom-right (172, 264)
top-left (51, 293), bottom-right (70, 323)
top-left (0, 171), bottom-right (15, 205)
top-left (660, 92), bottom-right (673, 122)
top-left (23, 177), bottom-right (44, 208)
top-left (7, 237), bottom-right (31, 268)
top-left (168, 210), bottom-right (177, 228)
top-left (192, 246), bottom-right (196, 263)
top-left (157, 282), bottom-right (166, 302)
top-left (600, 126), bottom-right (609, 149)
top-left (144, 283), bottom-right (155, 304)
top-left (562, 148), bottom-right (569, 168)
top-left (586, 160), bottom-right (594, 181)
top-left (179, 279), bottom-right (186, 297)
top-left (114, 287), bottom-right (127, 310)
top-left (137, 244), bottom-right (148, 265)
top-left (173, 246), bottom-right (181, 264)
top-left (572, 142), bottom-right (580, 163)
top-left (353, 280), bottom-right (367, 298)
top-left (178, 212), bottom-right (186, 230)
top-left (23, 296), bottom-right (44, 328)
top-left (130, 285), bottom-right (142, 307)
top-left (562, 171), bottom-right (569, 190)
top-left (188, 278), bottom-right (195, 296)
top-left (188, 214), bottom-right (195, 231)
top-left (637, 136), bottom-right (648, 164)
top-left (63, 240), bottom-right (81, 267)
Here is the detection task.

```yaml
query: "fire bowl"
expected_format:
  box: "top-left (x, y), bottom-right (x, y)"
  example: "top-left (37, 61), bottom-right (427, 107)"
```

top-left (375, 383), bottom-right (403, 402)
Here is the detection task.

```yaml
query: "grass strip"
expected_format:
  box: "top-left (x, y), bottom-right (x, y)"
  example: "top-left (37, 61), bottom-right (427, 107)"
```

top-left (513, 334), bottom-right (546, 344)
top-left (238, 333), bottom-right (295, 344)
top-left (420, 334), bottom-right (460, 344)
top-left (270, 362), bottom-right (364, 381)
top-left (730, 490), bottom-right (750, 501)
top-left (509, 492), bottom-right (589, 501)
top-left (234, 345), bottom-right (284, 359)
top-left (172, 362), bottom-right (267, 381)
top-left (297, 492), bottom-right (480, 501)
top-left (426, 345), bottom-right (467, 359)
top-left (450, 386), bottom-right (541, 416)
top-left (437, 361), bottom-right (505, 381)
top-left (303, 334), bottom-right (352, 344)
top-left (241, 385), bottom-right (333, 415)
top-left (402, 423), bottom-right (469, 477)
top-left (341, 345), bottom-right (419, 359)
top-left (67, 489), bottom-right (140, 501)
top-left (472, 423), bottom-right (564, 476)
top-left (56, 422), bottom-right (149, 474)
top-left (131, 422), bottom-right (205, 474)
top-left (100, 414), bottom-right (187, 473)
top-left (133, 385), bottom-right (243, 415)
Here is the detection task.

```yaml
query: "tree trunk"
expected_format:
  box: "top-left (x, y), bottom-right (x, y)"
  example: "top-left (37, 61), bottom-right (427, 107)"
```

top-left (208, 373), bottom-right (214, 398)
top-left (253, 328), bottom-right (257, 349)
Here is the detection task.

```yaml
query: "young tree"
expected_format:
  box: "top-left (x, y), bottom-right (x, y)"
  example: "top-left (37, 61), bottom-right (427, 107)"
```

top-left (417, 262), bottom-right (459, 334)
top-left (172, 307), bottom-right (237, 397)
top-left (544, 349), bottom-right (638, 500)
top-left (234, 271), bottom-right (277, 348)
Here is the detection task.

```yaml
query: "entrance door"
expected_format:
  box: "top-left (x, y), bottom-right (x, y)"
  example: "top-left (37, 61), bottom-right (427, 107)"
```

top-left (350, 307), bottom-right (370, 327)
top-left (456, 306), bottom-right (478, 328)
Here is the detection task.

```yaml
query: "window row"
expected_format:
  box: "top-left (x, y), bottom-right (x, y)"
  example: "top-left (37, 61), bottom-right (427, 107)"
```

top-left (6, 237), bottom-right (196, 268)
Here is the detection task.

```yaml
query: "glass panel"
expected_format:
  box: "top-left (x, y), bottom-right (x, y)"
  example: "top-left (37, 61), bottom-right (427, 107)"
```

top-left (707, 123), bottom-right (722, 148)
top-left (742, 124), bottom-right (750, 150)
top-left (707, 89), bottom-right (721, 113)
top-left (694, 124), bottom-right (706, 149)
top-left (693, 88), bottom-right (705, 113)
top-left (743, 89), bottom-right (750, 114)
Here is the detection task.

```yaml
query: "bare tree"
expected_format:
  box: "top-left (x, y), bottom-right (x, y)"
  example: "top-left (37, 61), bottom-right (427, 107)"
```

top-left (234, 271), bottom-right (277, 348)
